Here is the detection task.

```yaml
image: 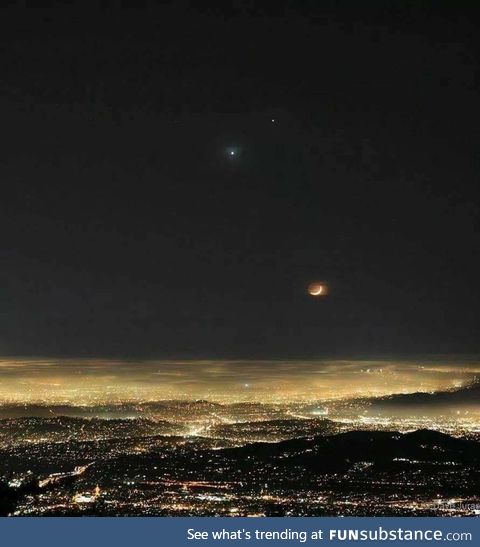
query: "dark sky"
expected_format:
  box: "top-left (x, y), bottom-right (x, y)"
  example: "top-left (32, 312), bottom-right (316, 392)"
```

top-left (1, 1), bottom-right (479, 358)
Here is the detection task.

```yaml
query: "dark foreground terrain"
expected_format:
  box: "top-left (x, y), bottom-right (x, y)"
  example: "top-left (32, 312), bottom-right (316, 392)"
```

top-left (1, 416), bottom-right (479, 516)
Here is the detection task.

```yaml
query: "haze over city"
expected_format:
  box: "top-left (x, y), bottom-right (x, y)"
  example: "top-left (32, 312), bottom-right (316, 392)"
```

top-left (0, 357), bottom-right (479, 404)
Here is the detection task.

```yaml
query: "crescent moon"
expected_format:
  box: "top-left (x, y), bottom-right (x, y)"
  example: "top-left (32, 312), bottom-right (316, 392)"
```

top-left (310, 286), bottom-right (323, 296)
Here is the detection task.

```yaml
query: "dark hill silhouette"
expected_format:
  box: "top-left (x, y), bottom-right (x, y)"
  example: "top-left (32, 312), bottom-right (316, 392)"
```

top-left (217, 429), bottom-right (479, 473)
top-left (366, 380), bottom-right (480, 414)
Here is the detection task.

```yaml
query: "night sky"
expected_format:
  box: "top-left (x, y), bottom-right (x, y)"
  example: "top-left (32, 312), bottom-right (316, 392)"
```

top-left (1, 1), bottom-right (479, 359)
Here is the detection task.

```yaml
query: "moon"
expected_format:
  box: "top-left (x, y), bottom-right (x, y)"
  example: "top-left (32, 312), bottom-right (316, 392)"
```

top-left (310, 285), bottom-right (323, 296)
top-left (308, 282), bottom-right (328, 297)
